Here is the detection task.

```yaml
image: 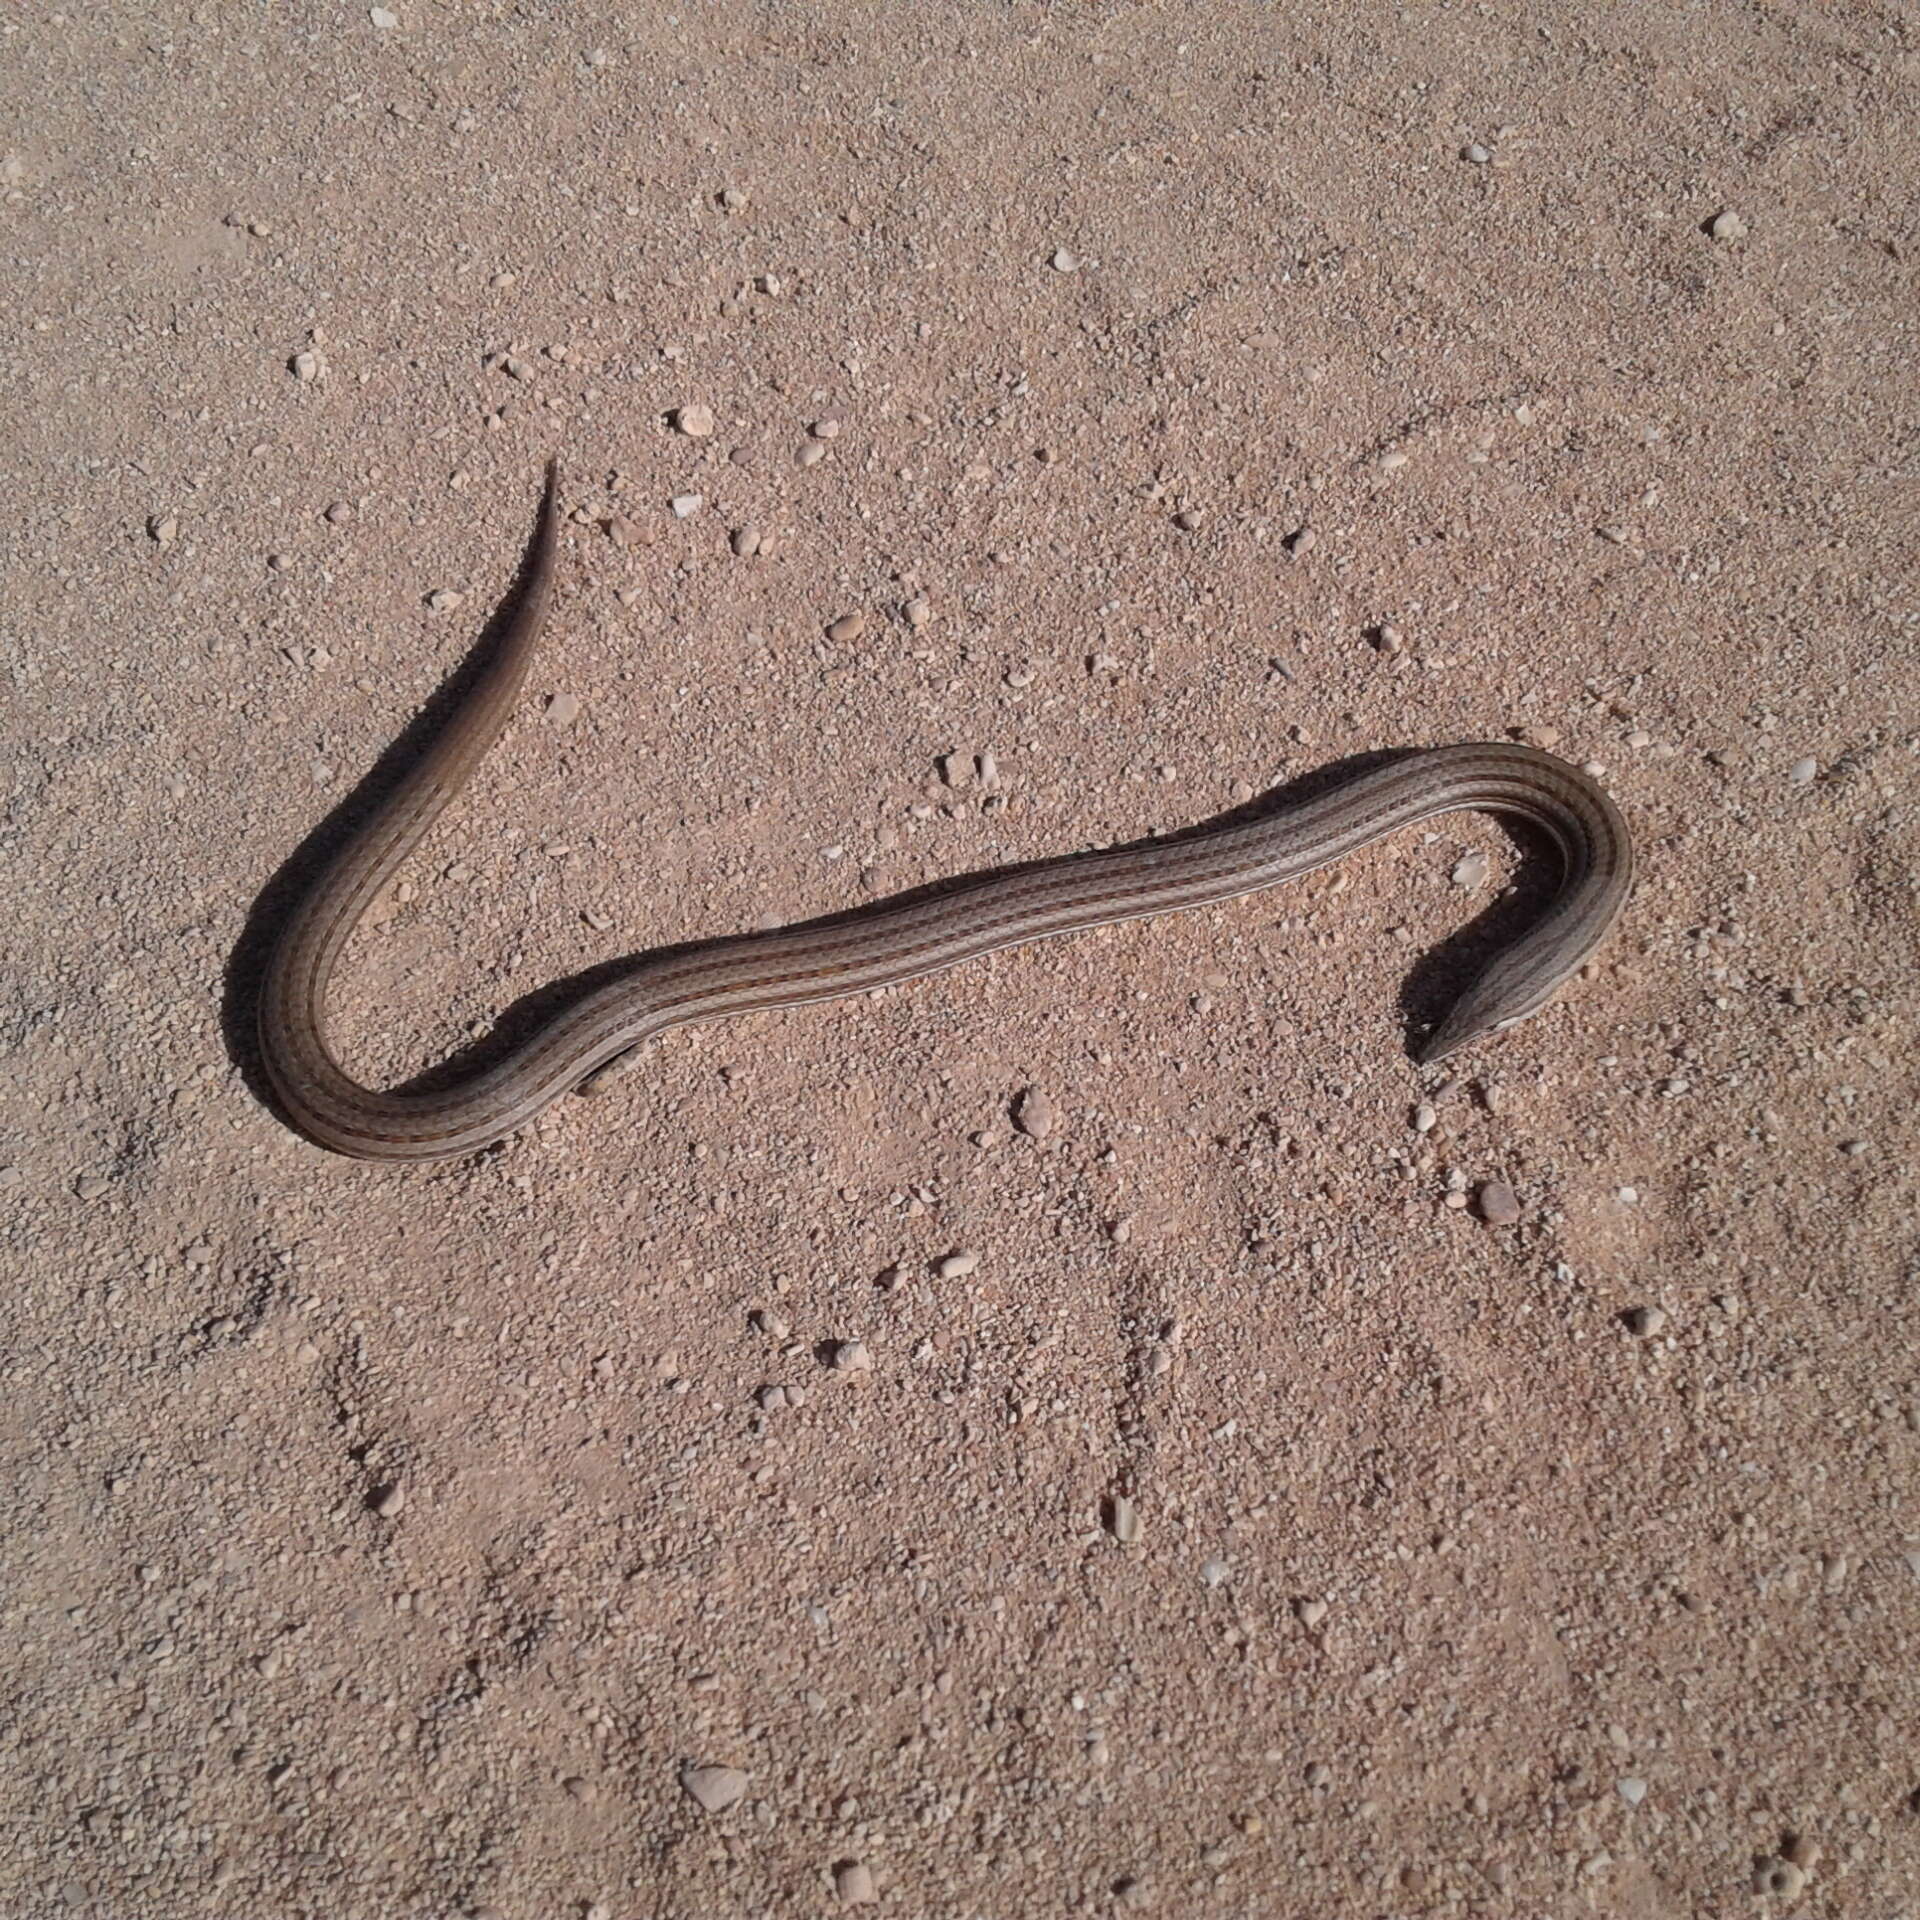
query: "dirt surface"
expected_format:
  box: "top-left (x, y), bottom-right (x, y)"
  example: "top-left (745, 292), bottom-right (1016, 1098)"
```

top-left (4, 3), bottom-right (1918, 1915)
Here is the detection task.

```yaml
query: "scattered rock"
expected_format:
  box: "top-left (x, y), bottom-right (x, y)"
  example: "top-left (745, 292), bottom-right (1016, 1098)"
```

top-left (932, 1251), bottom-right (979, 1280)
top-left (1751, 1856), bottom-right (1805, 1899)
top-left (1788, 756), bottom-right (1819, 785)
top-left (1708, 209), bottom-right (1748, 242)
top-left (368, 1483), bottom-right (405, 1518)
top-left (1108, 1496), bottom-right (1142, 1544)
top-left (1475, 1181), bottom-right (1522, 1226)
top-left (834, 1861), bottom-right (878, 1906)
top-left (545, 693), bottom-right (581, 727)
top-left (673, 403), bottom-right (715, 437)
top-left (1011, 1087), bottom-right (1056, 1138)
top-left (1294, 1597), bottom-right (1328, 1629)
top-left (1051, 247), bottom-right (1081, 272)
top-left (147, 513), bottom-right (177, 548)
top-left (731, 525), bottom-right (761, 558)
top-left (670, 493), bottom-right (703, 518)
top-left (680, 1763), bottom-right (749, 1813)
top-left (1622, 1305), bottom-right (1667, 1338)
top-left (903, 594), bottom-right (932, 629)
top-left (1462, 142), bottom-right (1491, 164)
top-left (829, 1339), bottom-right (872, 1373)
top-left (826, 612), bottom-right (866, 643)
top-left (809, 416), bottom-right (842, 440)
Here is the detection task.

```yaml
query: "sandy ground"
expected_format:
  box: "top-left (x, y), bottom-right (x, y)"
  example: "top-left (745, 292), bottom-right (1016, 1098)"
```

top-left (3, 3), bottom-right (1918, 1915)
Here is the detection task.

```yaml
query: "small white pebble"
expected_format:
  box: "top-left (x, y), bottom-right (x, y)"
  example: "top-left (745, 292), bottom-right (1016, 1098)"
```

top-left (671, 493), bottom-right (703, 518)
top-left (674, 403), bottom-right (715, 437)
top-left (933, 1251), bottom-right (978, 1280)
top-left (1050, 247), bottom-right (1081, 272)
top-left (1787, 756), bottom-right (1819, 785)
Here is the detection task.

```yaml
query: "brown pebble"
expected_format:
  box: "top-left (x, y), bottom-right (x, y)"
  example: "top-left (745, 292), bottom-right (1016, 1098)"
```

top-left (1475, 1181), bottom-right (1522, 1225)
top-left (1622, 1305), bottom-right (1668, 1338)
top-left (834, 1860), bottom-right (877, 1906)
top-left (933, 1251), bottom-right (979, 1280)
top-left (680, 1763), bottom-right (749, 1812)
top-left (369, 1483), bottom-right (405, 1519)
top-left (605, 514), bottom-right (645, 547)
top-left (1011, 1087), bottom-right (1056, 1138)
top-left (731, 525), bottom-right (761, 558)
top-left (673, 403), bottom-right (715, 437)
top-left (809, 416), bottom-right (842, 440)
top-left (826, 612), bottom-right (866, 643)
